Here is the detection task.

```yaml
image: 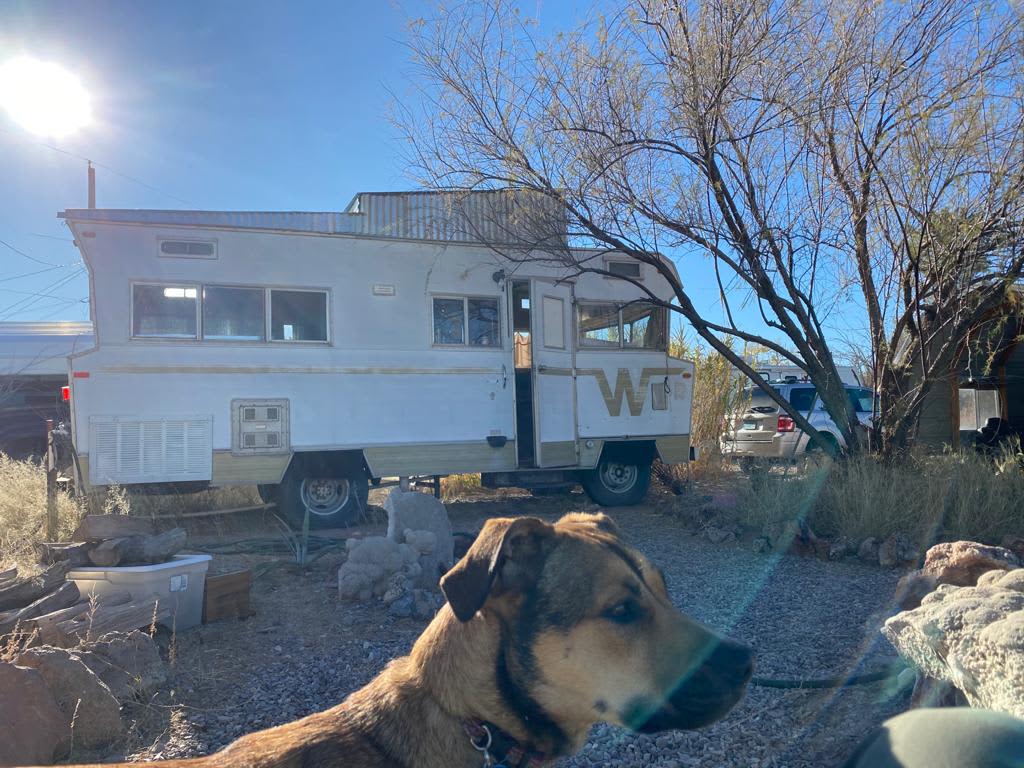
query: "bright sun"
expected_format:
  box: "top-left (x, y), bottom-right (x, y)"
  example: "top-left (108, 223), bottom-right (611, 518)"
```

top-left (0, 56), bottom-right (91, 138)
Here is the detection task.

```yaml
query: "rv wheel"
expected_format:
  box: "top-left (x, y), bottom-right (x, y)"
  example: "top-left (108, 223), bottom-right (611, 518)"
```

top-left (579, 459), bottom-right (651, 507)
top-left (279, 466), bottom-right (369, 530)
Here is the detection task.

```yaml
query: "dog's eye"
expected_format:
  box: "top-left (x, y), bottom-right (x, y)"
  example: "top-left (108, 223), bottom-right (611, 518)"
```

top-left (605, 599), bottom-right (641, 624)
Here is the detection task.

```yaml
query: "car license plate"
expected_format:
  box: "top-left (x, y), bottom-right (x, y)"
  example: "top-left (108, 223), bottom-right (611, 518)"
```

top-left (743, 420), bottom-right (758, 430)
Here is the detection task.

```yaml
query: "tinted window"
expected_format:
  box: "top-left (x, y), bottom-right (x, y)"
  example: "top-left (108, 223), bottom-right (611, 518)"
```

top-left (848, 388), bottom-right (874, 413)
top-left (203, 286), bottom-right (265, 341)
top-left (132, 284), bottom-right (197, 338)
top-left (270, 290), bottom-right (328, 342)
top-left (788, 387), bottom-right (816, 411)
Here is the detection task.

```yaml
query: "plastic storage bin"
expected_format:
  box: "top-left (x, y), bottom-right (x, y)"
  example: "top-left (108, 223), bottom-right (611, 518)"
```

top-left (67, 553), bottom-right (213, 630)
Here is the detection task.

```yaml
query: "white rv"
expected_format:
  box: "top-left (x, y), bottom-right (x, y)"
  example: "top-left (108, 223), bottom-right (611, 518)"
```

top-left (59, 191), bottom-right (694, 526)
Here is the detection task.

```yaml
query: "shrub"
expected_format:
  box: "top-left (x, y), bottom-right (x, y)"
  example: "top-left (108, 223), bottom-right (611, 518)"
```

top-left (732, 450), bottom-right (1024, 545)
top-left (0, 453), bottom-right (83, 569)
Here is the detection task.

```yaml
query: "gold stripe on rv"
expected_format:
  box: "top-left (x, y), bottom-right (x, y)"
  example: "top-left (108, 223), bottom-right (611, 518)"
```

top-left (100, 365), bottom-right (501, 375)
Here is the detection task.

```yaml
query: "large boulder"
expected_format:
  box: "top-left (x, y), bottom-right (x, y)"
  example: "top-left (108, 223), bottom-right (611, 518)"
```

top-left (16, 646), bottom-right (123, 750)
top-left (883, 567), bottom-right (1024, 718)
top-left (338, 536), bottom-right (421, 601)
top-left (0, 662), bottom-right (71, 765)
top-left (923, 541), bottom-right (1018, 585)
top-left (895, 540), bottom-right (1020, 610)
top-left (74, 630), bottom-right (167, 702)
top-left (384, 490), bottom-right (454, 586)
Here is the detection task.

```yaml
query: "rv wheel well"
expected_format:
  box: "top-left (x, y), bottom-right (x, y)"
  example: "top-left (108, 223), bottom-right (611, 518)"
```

top-left (598, 440), bottom-right (657, 466)
top-left (284, 450), bottom-right (369, 479)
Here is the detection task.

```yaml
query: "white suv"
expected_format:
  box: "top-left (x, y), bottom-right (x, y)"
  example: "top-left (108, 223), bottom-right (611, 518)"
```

top-left (720, 381), bottom-right (874, 464)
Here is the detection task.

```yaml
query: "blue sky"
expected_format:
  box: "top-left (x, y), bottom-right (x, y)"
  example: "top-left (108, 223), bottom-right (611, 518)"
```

top-left (0, 0), bottom-right (863, 363)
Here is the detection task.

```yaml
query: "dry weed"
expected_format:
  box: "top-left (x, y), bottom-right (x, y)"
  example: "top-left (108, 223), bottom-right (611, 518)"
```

top-left (0, 453), bottom-right (83, 569)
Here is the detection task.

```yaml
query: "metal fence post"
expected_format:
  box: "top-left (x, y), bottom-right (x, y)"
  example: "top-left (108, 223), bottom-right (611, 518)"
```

top-left (45, 419), bottom-right (58, 541)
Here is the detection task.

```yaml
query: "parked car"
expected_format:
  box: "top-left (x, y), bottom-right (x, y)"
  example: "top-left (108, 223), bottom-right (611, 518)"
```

top-left (720, 380), bottom-right (874, 465)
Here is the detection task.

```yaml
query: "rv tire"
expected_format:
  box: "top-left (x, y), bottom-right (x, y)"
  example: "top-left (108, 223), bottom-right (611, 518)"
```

top-left (579, 459), bottom-right (651, 507)
top-left (279, 465), bottom-right (369, 530)
top-left (257, 484), bottom-right (279, 505)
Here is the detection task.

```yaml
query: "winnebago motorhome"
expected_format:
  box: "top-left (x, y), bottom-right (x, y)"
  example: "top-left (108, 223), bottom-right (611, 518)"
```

top-left (59, 191), bottom-right (694, 527)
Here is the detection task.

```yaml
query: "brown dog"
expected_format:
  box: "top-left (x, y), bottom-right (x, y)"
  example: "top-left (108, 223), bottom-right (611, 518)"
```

top-left (42, 513), bottom-right (753, 768)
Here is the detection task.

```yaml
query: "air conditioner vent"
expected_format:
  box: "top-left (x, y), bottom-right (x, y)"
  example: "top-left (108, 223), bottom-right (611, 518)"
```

top-left (232, 399), bottom-right (289, 455)
top-left (89, 416), bottom-right (212, 485)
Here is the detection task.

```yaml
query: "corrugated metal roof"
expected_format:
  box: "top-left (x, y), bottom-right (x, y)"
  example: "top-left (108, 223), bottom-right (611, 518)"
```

top-left (0, 321), bottom-right (94, 377)
top-left (60, 189), bottom-right (568, 246)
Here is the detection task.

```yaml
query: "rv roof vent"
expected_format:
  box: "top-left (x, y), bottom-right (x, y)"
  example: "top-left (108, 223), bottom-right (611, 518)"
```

top-left (159, 240), bottom-right (216, 259)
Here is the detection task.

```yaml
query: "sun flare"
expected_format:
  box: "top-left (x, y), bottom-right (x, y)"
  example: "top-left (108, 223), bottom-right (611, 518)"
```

top-left (0, 56), bottom-right (91, 138)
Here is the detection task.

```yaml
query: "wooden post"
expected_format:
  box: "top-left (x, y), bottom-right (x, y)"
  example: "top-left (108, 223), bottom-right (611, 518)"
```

top-left (45, 419), bottom-right (58, 542)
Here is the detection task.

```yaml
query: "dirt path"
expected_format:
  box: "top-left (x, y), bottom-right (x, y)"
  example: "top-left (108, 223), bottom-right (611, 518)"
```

top-left (108, 493), bottom-right (906, 767)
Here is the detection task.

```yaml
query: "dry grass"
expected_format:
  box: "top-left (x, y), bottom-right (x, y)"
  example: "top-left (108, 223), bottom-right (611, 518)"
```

top-left (727, 450), bottom-right (1024, 544)
top-left (440, 473), bottom-right (483, 501)
top-left (0, 453), bottom-right (83, 570)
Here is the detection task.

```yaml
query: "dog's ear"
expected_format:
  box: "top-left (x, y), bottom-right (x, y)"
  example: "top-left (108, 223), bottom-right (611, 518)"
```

top-left (440, 517), bottom-right (555, 622)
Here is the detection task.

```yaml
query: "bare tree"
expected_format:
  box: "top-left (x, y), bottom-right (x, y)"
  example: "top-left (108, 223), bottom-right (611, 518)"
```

top-left (399, 0), bottom-right (1024, 455)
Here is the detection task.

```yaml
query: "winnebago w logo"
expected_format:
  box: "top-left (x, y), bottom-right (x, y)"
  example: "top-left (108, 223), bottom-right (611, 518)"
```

top-left (577, 367), bottom-right (683, 417)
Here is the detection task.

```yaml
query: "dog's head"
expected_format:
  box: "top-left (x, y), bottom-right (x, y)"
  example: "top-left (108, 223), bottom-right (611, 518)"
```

top-left (439, 513), bottom-right (753, 747)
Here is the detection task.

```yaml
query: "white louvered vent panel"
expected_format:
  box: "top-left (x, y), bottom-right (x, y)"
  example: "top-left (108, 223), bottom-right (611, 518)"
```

top-left (89, 417), bottom-right (212, 485)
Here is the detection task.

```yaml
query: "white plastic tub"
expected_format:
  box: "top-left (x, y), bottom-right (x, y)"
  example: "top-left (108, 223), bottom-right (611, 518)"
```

top-left (67, 553), bottom-right (212, 631)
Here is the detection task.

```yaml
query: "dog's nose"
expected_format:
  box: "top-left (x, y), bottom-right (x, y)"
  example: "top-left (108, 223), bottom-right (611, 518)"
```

top-left (708, 639), bottom-right (755, 682)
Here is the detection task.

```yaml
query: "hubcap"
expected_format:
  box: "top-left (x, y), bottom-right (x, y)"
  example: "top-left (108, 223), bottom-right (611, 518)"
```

top-left (299, 477), bottom-right (352, 517)
top-left (599, 461), bottom-right (638, 494)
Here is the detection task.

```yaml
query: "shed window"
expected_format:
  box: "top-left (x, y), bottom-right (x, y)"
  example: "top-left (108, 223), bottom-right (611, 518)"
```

top-left (132, 284), bottom-right (197, 338)
top-left (203, 286), bottom-right (265, 341)
top-left (270, 290), bottom-right (328, 342)
top-left (433, 296), bottom-right (500, 346)
top-left (959, 388), bottom-right (1000, 431)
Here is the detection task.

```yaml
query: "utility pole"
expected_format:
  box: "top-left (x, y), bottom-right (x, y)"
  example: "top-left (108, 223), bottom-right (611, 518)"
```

top-left (87, 161), bottom-right (96, 209)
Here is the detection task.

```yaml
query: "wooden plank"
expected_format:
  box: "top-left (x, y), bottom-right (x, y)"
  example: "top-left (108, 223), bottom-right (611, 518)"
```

top-left (148, 503), bottom-right (275, 521)
top-left (203, 570), bottom-right (252, 623)
top-left (72, 514), bottom-right (156, 542)
top-left (0, 581), bottom-right (80, 636)
top-left (36, 542), bottom-right (95, 567)
top-left (58, 597), bottom-right (169, 641)
top-left (0, 562), bottom-right (69, 612)
top-left (0, 567), bottom-right (18, 587)
top-left (87, 528), bottom-right (187, 566)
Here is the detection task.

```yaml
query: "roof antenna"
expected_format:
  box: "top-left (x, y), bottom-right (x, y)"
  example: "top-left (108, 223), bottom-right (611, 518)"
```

top-left (87, 160), bottom-right (96, 209)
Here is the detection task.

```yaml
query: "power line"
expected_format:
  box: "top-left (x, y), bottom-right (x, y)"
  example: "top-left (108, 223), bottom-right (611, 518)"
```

top-left (0, 268), bottom-right (85, 319)
top-left (0, 236), bottom-right (68, 267)
top-left (0, 265), bottom-right (70, 284)
top-left (0, 126), bottom-right (193, 207)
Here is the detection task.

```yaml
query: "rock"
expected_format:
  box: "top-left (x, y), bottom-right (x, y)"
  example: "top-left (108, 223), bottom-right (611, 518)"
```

top-left (388, 594), bottom-right (414, 618)
top-left (75, 630), bottom-right (167, 702)
top-left (381, 573), bottom-right (409, 606)
top-left (763, 520), bottom-right (800, 551)
top-left (999, 534), bottom-right (1024, 561)
top-left (384, 490), bottom-right (454, 587)
top-left (882, 567), bottom-right (1024, 718)
top-left (879, 533), bottom-right (920, 568)
top-left (404, 529), bottom-right (437, 556)
top-left (704, 526), bottom-right (733, 545)
top-left (411, 589), bottom-right (438, 620)
top-left (751, 536), bottom-right (770, 554)
top-left (338, 536), bottom-right (428, 602)
top-left (16, 647), bottom-right (122, 750)
top-left (0, 662), bottom-right (71, 765)
top-left (919, 541), bottom-right (1019, 588)
top-left (894, 571), bottom-right (939, 611)
top-left (857, 537), bottom-right (880, 564)
top-left (828, 536), bottom-right (855, 561)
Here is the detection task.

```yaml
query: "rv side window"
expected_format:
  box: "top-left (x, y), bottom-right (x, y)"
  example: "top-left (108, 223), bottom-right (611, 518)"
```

top-left (578, 303), bottom-right (620, 347)
top-left (622, 303), bottom-right (666, 350)
top-left (132, 284), bottom-right (198, 338)
top-left (433, 297), bottom-right (500, 347)
top-left (203, 286), bottom-right (265, 341)
top-left (270, 290), bottom-right (328, 342)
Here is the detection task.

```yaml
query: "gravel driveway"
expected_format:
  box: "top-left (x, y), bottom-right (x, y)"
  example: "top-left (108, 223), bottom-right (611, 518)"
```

top-left (118, 496), bottom-right (907, 768)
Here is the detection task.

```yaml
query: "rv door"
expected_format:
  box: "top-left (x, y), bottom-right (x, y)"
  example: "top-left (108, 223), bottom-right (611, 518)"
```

top-left (532, 281), bottom-right (577, 467)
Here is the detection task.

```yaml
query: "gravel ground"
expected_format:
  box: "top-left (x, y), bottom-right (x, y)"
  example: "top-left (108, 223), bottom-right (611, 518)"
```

top-left (113, 493), bottom-right (908, 767)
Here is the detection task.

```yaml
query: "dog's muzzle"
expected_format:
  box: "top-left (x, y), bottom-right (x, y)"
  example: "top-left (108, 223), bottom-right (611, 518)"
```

top-left (626, 638), bottom-right (755, 733)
